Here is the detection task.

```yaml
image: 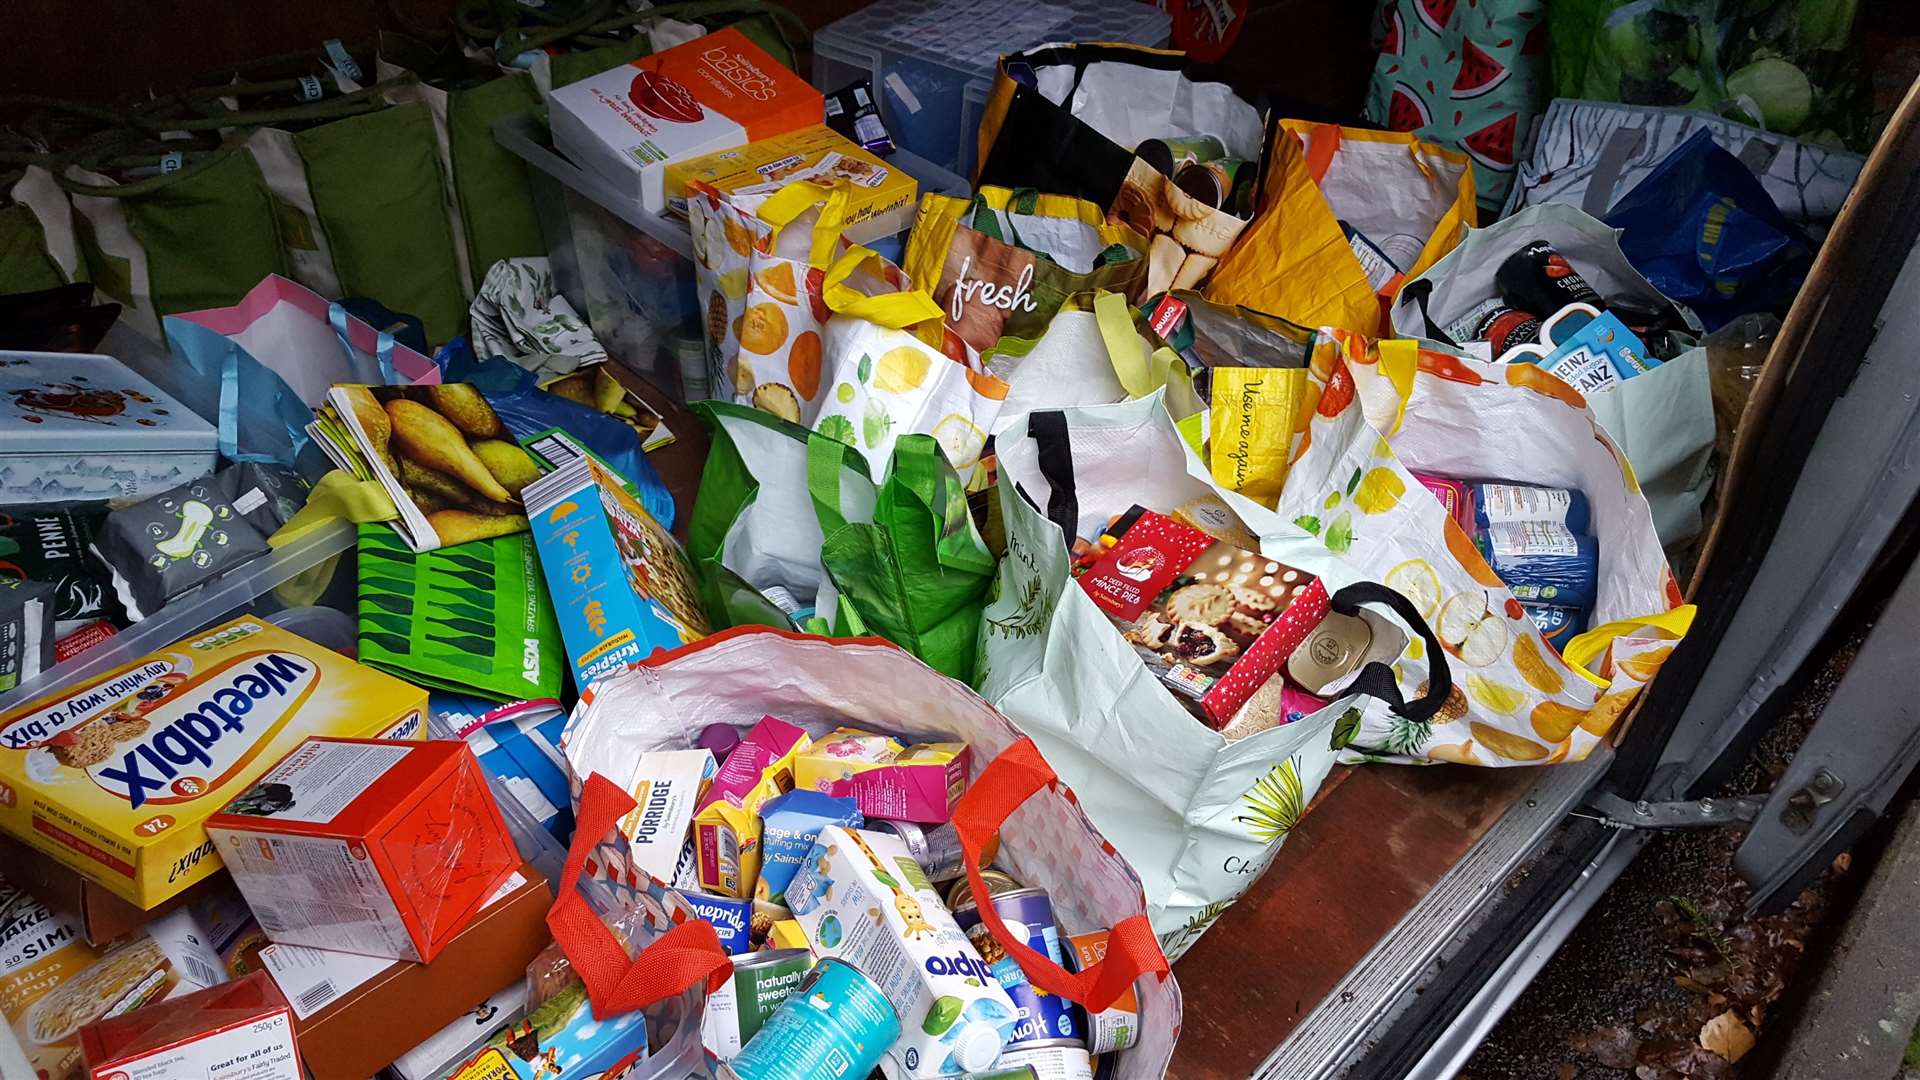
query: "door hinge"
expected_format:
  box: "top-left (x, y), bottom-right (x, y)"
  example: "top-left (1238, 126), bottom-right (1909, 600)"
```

top-left (1573, 791), bottom-right (1766, 831)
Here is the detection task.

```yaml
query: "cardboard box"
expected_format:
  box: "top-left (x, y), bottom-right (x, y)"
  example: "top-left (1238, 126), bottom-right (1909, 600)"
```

top-left (0, 617), bottom-right (429, 909)
top-left (1, 874), bottom-right (227, 1080)
top-left (257, 866), bottom-right (551, 1080)
top-left (664, 124), bottom-right (919, 240)
top-left (549, 27), bottom-right (823, 212)
top-left (207, 738), bottom-right (520, 962)
top-left (78, 970), bottom-right (299, 1080)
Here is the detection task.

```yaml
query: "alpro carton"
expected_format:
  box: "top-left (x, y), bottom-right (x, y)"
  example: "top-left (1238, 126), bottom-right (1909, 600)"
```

top-left (0, 618), bottom-right (427, 909)
top-left (549, 27), bottom-right (824, 212)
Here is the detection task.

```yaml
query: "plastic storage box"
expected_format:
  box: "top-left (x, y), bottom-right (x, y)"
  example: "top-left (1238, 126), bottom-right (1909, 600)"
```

top-left (494, 112), bottom-right (966, 403)
top-left (813, 0), bottom-right (1171, 178)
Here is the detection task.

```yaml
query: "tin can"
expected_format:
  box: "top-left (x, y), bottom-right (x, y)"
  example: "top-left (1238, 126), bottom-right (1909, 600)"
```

top-left (952, 889), bottom-right (1082, 1050)
top-left (871, 820), bottom-right (998, 884)
top-left (720, 958), bottom-right (900, 1080)
top-left (1287, 610), bottom-right (1374, 692)
top-left (1136, 134), bottom-right (1228, 176)
top-left (702, 948), bottom-right (814, 1060)
top-left (994, 1042), bottom-right (1096, 1080)
top-left (1172, 158), bottom-right (1247, 209)
top-left (946, 869), bottom-right (1024, 913)
top-left (1063, 931), bottom-right (1140, 1054)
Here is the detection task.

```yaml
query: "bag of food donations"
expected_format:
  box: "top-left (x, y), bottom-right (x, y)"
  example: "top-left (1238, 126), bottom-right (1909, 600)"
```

top-left (1205, 119), bottom-right (1475, 336)
top-left (558, 627), bottom-right (1179, 1077)
top-left (688, 401), bottom-right (996, 682)
top-left (1390, 203), bottom-right (1714, 544)
top-left (1268, 331), bottom-right (1693, 765)
top-left (970, 42), bottom-right (1268, 297)
top-left (978, 393), bottom-right (1456, 956)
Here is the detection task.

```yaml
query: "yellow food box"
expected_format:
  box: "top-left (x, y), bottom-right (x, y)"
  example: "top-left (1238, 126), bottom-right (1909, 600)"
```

top-left (663, 124), bottom-right (919, 242)
top-left (0, 617), bottom-right (428, 909)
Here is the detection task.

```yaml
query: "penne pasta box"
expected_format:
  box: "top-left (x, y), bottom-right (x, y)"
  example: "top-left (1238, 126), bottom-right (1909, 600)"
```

top-left (0, 618), bottom-right (428, 908)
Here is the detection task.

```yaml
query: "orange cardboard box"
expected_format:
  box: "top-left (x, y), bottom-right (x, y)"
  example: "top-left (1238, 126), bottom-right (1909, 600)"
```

top-left (207, 738), bottom-right (520, 963)
top-left (549, 26), bottom-right (824, 212)
top-left (78, 971), bottom-right (300, 1080)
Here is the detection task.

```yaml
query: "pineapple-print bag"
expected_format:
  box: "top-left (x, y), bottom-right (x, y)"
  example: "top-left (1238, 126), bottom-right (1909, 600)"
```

top-left (978, 393), bottom-right (1452, 957)
top-left (1269, 330), bottom-right (1694, 767)
top-left (566, 626), bottom-right (1182, 1078)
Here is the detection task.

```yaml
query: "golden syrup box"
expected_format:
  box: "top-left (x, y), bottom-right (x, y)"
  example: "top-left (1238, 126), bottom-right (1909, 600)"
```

top-left (0, 617), bottom-right (428, 910)
top-left (663, 124), bottom-right (919, 242)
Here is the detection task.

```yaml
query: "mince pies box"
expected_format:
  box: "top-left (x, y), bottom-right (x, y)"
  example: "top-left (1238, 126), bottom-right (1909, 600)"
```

top-left (1078, 507), bottom-right (1331, 727)
top-left (208, 737), bottom-right (521, 963)
top-left (259, 865), bottom-right (550, 1080)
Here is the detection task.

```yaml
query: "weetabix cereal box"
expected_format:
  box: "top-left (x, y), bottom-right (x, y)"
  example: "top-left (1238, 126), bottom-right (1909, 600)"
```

top-left (0, 618), bottom-right (428, 909)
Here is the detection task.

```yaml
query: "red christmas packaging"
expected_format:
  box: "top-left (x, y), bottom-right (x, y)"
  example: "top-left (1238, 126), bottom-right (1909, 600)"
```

top-left (79, 970), bottom-right (300, 1080)
top-left (1077, 507), bottom-right (1330, 728)
top-left (206, 738), bottom-right (520, 963)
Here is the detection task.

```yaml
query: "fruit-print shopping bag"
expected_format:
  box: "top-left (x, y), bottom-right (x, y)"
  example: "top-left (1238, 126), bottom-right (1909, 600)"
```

top-left (688, 179), bottom-right (937, 418)
top-left (1364, 0), bottom-right (1550, 212)
top-left (1269, 331), bottom-right (1694, 765)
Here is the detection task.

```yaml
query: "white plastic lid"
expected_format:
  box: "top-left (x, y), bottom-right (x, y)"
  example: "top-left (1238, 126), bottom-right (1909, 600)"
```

top-left (951, 1023), bottom-right (1007, 1073)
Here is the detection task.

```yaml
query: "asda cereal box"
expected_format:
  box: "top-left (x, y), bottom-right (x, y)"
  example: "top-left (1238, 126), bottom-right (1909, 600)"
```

top-left (0, 618), bottom-right (428, 909)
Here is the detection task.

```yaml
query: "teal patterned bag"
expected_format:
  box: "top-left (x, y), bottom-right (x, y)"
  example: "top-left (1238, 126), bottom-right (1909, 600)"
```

top-left (1365, 0), bottom-right (1551, 212)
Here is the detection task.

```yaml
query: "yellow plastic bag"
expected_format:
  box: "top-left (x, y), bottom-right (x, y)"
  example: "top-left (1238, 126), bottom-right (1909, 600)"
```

top-left (1206, 121), bottom-right (1475, 336)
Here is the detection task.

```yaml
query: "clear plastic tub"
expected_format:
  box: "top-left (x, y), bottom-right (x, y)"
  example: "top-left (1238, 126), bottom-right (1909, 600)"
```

top-left (493, 112), bottom-right (967, 403)
top-left (813, 0), bottom-right (1171, 177)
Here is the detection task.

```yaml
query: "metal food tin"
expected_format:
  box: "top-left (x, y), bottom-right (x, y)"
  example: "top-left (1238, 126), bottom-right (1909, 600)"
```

top-left (945, 868), bottom-right (1023, 913)
top-left (720, 958), bottom-right (899, 1080)
top-left (951, 889), bottom-right (1082, 1050)
top-left (701, 947), bottom-right (813, 1060)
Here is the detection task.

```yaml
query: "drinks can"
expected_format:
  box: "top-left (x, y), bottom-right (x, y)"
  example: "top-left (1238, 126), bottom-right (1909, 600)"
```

top-left (702, 948), bottom-right (814, 1060)
top-left (870, 819), bottom-right (998, 884)
top-left (994, 1042), bottom-right (1095, 1080)
top-left (1063, 931), bottom-right (1140, 1054)
top-left (945, 868), bottom-right (1024, 913)
top-left (951, 888), bottom-right (1082, 1050)
top-left (721, 958), bottom-right (901, 1080)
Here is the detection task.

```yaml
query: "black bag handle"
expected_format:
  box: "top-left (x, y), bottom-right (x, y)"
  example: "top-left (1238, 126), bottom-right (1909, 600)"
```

top-left (1397, 278), bottom-right (1456, 347)
top-left (1328, 581), bottom-right (1453, 723)
top-left (1026, 411), bottom-right (1080, 544)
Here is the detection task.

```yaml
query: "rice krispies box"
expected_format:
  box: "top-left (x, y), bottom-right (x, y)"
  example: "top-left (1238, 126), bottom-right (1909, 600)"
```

top-left (0, 618), bottom-right (428, 909)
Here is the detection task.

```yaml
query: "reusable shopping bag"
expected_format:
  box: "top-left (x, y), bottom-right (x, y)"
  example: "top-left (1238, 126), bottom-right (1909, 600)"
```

top-left (1503, 98), bottom-right (1866, 225)
top-left (1603, 129), bottom-right (1812, 331)
top-left (971, 42), bottom-right (1266, 296)
top-left (1365, 0), bottom-right (1550, 210)
top-left (157, 274), bottom-right (442, 465)
top-left (688, 401), bottom-right (995, 682)
top-left (0, 167), bottom-right (85, 295)
top-left (1205, 120), bottom-right (1475, 337)
top-left (813, 315), bottom-right (1008, 486)
top-left (1389, 203), bottom-right (1714, 543)
top-left (1272, 331), bottom-right (1694, 764)
top-left (565, 627), bottom-right (1179, 1072)
top-left (688, 180), bottom-right (936, 418)
top-left (902, 187), bottom-right (1149, 360)
top-left (61, 145), bottom-right (290, 340)
top-left (978, 393), bottom-right (1455, 954)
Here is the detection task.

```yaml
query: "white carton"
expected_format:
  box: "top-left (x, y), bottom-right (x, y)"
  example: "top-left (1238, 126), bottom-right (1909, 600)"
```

top-left (786, 826), bottom-right (1017, 1077)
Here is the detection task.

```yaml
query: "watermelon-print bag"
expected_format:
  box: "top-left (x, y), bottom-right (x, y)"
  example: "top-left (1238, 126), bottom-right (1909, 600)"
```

top-left (1269, 331), bottom-right (1694, 765)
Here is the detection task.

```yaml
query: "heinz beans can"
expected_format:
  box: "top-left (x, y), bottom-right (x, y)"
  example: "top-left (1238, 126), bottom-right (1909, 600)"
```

top-left (951, 888), bottom-right (1083, 1050)
top-left (721, 959), bottom-right (900, 1080)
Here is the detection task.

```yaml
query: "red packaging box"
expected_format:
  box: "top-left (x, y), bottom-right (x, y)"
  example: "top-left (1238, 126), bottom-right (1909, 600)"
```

top-left (206, 737), bottom-right (521, 963)
top-left (1078, 507), bottom-right (1330, 727)
top-left (79, 970), bottom-right (300, 1080)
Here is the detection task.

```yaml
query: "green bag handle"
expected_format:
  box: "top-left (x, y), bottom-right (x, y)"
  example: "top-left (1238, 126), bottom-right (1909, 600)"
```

top-left (887, 436), bottom-right (996, 578)
top-left (806, 432), bottom-right (855, 535)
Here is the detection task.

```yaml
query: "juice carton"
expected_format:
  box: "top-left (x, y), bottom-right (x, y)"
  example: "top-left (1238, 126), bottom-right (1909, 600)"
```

top-left (207, 738), bottom-right (521, 963)
top-left (786, 826), bottom-right (1017, 1078)
top-left (523, 456), bottom-right (709, 691)
top-left (0, 617), bottom-right (428, 908)
top-left (550, 27), bottom-right (824, 213)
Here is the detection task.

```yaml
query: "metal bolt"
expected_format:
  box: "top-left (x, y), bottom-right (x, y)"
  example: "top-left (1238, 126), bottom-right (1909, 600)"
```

top-left (1526, 798), bottom-right (1538, 809)
top-left (1810, 768), bottom-right (1843, 796)
top-left (1635, 799), bottom-right (1652, 816)
top-left (1699, 798), bottom-right (1717, 815)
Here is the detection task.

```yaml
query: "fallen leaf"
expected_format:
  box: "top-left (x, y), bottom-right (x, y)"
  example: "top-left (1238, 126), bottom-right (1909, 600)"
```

top-left (1571, 1024), bottom-right (1642, 1069)
top-left (1699, 1010), bottom-right (1755, 1063)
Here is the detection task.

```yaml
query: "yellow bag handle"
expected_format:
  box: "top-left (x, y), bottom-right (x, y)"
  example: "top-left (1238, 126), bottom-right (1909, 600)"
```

top-left (1374, 337), bottom-right (1419, 436)
top-left (1563, 604), bottom-right (1697, 688)
top-left (1094, 291), bottom-right (1202, 420)
top-left (758, 181), bottom-right (943, 330)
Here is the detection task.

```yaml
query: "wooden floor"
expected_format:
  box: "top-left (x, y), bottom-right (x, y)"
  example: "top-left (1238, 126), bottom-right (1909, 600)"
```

top-left (623, 371), bottom-right (1550, 1077)
top-left (1167, 763), bottom-right (1544, 1077)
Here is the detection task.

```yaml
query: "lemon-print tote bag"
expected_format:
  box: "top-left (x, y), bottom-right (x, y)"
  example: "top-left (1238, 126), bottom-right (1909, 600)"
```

top-left (1271, 331), bottom-right (1693, 765)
